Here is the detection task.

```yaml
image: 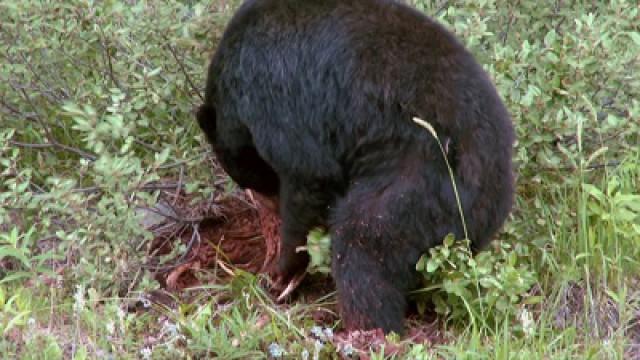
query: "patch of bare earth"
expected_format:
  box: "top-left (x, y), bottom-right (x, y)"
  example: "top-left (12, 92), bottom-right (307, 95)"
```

top-left (140, 186), bottom-right (450, 354)
top-left (333, 313), bottom-right (448, 359)
top-left (145, 189), bottom-right (280, 290)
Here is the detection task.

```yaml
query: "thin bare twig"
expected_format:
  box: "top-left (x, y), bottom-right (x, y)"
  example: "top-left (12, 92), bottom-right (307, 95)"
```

top-left (17, 52), bottom-right (67, 103)
top-left (133, 138), bottom-right (162, 153)
top-left (9, 139), bottom-right (97, 161)
top-left (173, 164), bottom-right (185, 206)
top-left (72, 182), bottom-right (187, 195)
top-left (9, 82), bottom-right (97, 161)
top-left (142, 223), bottom-right (202, 271)
top-left (136, 203), bottom-right (204, 224)
top-left (164, 39), bottom-right (204, 102)
top-left (98, 26), bottom-right (122, 89)
top-left (9, 140), bottom-right (56, 149)
top-left (500, 2), bottom-right (518, 45)
top-left (539, 160), bottom-right (627, 172)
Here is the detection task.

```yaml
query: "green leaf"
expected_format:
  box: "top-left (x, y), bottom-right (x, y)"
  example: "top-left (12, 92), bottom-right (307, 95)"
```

top-left (522, 296), bottom-right (544, 305)
top-left (443, 233), bottom-right (455, 247)
top-left (0, 247), bottom-right (31, 269)
top-left (628, 32), bottom-right (640, 46)
top-left (0, 272), bottom-right (33, 285)
top-left (147, 67), bottom-right (162, 77)
top-left (415, 255), bottom-right (427, 271)
top-left (543, 29), bottom-right (557, 46)
top-left (3, 310), bottom-right (30, 336)
top-left (426, 258), bottom-right (440, 273)
top-left (582, 184), bottom-right (606, 203)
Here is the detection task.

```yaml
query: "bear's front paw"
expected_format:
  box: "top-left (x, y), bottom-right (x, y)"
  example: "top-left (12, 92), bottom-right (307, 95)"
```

top-left (271, 252), bottom-right (309, 301)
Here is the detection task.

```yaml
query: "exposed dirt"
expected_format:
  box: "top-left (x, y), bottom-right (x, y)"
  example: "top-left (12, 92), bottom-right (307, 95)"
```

top-left (144, 185), bottom-right (449, 353)
top-left (148, 190), bottom-right (281, 290)
top-left (333, 312), bottom-right (448, 359)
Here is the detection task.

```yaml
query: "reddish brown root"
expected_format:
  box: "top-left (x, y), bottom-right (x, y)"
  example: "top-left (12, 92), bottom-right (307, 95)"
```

top-left (149, 190), bottom-right (282, 290)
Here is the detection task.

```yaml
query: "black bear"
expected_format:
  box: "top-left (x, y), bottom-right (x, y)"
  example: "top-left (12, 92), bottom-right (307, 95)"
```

top-left (197, 0), bottom-right (515, 334)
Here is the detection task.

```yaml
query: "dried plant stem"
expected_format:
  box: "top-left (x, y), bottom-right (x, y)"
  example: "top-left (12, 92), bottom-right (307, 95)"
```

top-left (412, 117), bottom-right (469, 241)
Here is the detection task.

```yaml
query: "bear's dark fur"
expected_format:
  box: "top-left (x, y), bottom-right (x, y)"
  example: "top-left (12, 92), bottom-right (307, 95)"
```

top-left (197, 0), bottom-right (515, 334)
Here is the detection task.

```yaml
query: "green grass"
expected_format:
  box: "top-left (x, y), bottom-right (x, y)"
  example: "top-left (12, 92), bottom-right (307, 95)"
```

top-left (1, 0), bottom-right (639, 358)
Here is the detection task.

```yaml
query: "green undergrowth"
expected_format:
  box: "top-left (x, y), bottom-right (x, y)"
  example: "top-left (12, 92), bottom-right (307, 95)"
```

top-left (1, 0), bottom-right (639, 358)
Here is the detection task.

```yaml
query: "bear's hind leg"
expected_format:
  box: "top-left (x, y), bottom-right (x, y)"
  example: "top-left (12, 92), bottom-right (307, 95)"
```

top-left (330, 182), bottom-right (422, 335)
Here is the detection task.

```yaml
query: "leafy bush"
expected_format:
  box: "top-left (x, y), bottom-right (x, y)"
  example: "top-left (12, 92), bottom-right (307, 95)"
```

top-left (415, 235), bottom-right (537, 326)
top-left (1, 0), bottom-right (639, 358)
top-left (0, 0), bottom-right (219, 294)
top-left (305, 229), bottom-right (332, 275)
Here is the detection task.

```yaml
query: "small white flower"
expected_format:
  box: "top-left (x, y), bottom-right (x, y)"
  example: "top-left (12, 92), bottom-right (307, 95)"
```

top-left (340, 344), bottom-right (355, 357)
top-left (268, 343), bottom-right (285, 358)
top-left (140, 347), bottom-right (152, 360)
top-left (117, 307), bottom-right (125, 321)
top-left (163, 320), bottom-right (179, 337)
top-left (73, 285), bottom-right (86, 313)
top-left (141, 297), bottom-right (152, 308)
top-left (519, 308), bottom-right (534, 336)
top-left (310, 326), bottom-right (333, 342)
top-left (310, 326), bottom-right (323, 338)
top-left (313, 339), bottom-right (324, 360)
top-left (106, 321), bottom-right (115, 335)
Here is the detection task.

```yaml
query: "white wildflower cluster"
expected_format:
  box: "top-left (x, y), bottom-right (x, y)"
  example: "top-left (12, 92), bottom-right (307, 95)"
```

top-left (140, 347), bottom-right (152, 360)
top-left (340, 344), bottom-right (355, 357)
top-left (268, 342), bottom-right (285, 358)
top-left (307, 326), bottom-right (334, 359)
top-left (310, 326), bottom-right (333, 341)
top-left (139, 295), bottom-right (152, 309)
top-left (159, 318), bottom-right (186, 349)
top-left (117, 306), bottom-right (126, 333)
top-left (106, 320), bottom-right (115, 335)
top-left (161, 319), bottom-right (181, 339)
top-left (519, 308), bottom-right (535, 336)
top-left (73, 284), bottom-right (86, 314)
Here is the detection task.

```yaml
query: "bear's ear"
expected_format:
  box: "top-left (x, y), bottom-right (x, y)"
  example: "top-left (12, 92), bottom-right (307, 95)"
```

top-left (196, 104), bottom-right (217, 140)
